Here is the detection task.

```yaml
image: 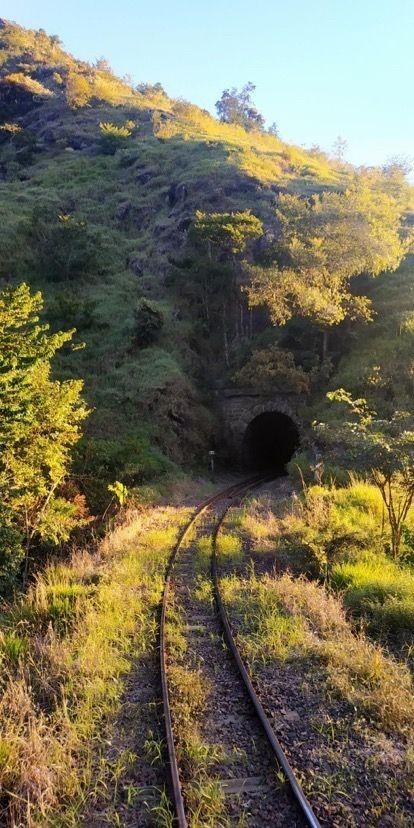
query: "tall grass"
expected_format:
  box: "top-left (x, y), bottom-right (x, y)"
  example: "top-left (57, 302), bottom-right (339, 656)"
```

top-left (0, 505), bottom-right (188, 826)
top-left (236, 480), bottom-right (414, 641)
top-left (221, 571), bottom-right (414, 735)
top-left (332, 553), bottom-right (414, 635)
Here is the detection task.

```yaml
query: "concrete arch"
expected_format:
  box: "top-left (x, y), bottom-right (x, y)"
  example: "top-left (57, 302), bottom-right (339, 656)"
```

top-left (216, 388), bottom-right (303, 467)
top-left (238, 398), bottom-right (300, 431)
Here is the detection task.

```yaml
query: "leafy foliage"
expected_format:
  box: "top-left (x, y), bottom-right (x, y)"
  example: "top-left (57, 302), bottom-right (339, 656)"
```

top-left (99, 120), bottom-right (135, 154)
top-left (188, 210), bottom-right (264, 366)
top-left (133, 298), bottom-right (164, 347)
top-left (234, 345), bottom-right (310, 393)
top-left (65, 71), bottom-right (92, 107)
top-left (319, 389), bottom-right (414, 557)
top-left (192, 209), bottom-right (263, 255)
top-left (4, 72), bottom-right (53, 98)
top-left (246, 184), bottom-right (409, 327)
top-left (75, 434), bottom-right (175, 511)
top-left (215, 82), bottom-right (265, 132)
top-left (0, 517), bottom-right (23, 591)
top-left (107, 480), bottom-right (129, 507)
top-left (29, 209), bottom-right (101, 281)
top-left (0, 284), bottom-right (89, 585)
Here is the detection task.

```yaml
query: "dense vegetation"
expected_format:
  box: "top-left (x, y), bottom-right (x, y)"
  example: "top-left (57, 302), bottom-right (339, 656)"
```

top-left (0, 16), bottom-right (414, 825)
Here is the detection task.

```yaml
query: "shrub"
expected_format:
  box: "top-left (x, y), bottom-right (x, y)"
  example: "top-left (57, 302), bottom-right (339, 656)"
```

top-left (274, 480), bottom-right (385, 579)
top-left (65, 72), bottom-right (92, 108)
top-left (4, 73), bottom-right (52, 98)
top-left (234, 345), bottom-right (310, 394)
top-left (0, 284), bottom-right (89, 587)
top-left (133, 298), bottom-right (164, 347)
top-left (0, 518), bottom-right (23, 594)
top-left (99, 121), bottom-right (134, 155)
top-left (287, 450), bottom-right (351, 486)
top-left (75, 434), bottom-right (174, 512)
top-left (30, 209), bottom-right (101, 282)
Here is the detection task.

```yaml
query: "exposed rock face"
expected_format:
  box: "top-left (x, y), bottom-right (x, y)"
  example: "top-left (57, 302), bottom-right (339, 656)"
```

top-left (42, 128), bottom-right (56, 144)
top-left (114, 200), bottom-right (131, 221)
top-left (127, 254), bottom-right (144, 276)
top-left (177, 216), bottom-right (192, 232)
top-left (136, 168), bottom-right (157, 185)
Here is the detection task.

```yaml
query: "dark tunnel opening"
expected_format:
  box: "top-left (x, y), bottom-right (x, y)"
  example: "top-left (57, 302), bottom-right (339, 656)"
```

top-left (242, 411), bottom-right (300, 472)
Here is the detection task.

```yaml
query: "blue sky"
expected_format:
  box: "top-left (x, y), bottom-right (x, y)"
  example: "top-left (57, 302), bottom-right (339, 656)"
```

top-left (4, 0), bottom-right (414, 168)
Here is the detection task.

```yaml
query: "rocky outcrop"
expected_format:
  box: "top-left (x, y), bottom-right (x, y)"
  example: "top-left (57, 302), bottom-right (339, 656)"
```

top-left (167, 182), bottom-right (188, 207)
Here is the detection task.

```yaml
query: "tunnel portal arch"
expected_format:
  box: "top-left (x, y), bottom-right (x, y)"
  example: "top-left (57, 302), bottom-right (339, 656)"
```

top-left (217, 388), bottom-right (302, 470)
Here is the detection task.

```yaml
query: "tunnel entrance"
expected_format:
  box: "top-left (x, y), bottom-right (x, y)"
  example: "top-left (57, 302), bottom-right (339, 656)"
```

top-left (242, 411), bottom-right (300, 472)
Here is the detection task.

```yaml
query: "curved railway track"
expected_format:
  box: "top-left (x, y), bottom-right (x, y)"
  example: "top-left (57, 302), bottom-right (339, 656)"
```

top-left (160, 478), bottom-right (321, 827)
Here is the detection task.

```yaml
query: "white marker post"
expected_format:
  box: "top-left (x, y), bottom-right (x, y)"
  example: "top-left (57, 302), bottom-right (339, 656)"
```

top-left (208, 450), bottom-right (216, 482)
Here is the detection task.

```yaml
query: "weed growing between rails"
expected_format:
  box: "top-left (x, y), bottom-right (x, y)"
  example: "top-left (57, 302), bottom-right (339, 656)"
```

top-left (164, 498), bottom-right (304, 828)
top-left (164, 528), bottom-right (228, 827)
top-left (217, 494), bottom-right (414, 826)
top-left (0, 503), bottom-right (189, 826)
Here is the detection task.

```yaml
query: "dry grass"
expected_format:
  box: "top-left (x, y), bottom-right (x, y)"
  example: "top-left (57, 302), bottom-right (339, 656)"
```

top-left (221, 571), bottom-right (414, 736)
top-left (155, 100), bottom-right (343, 188)
top-left (234, 482), bottom-right (414, 644)
top-left (218, 494), bottom-right (414, 824)
top-left (0, 504), bottom-right (188, 826)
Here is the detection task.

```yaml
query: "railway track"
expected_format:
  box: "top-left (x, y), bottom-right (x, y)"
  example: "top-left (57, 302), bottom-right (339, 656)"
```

top-left (160, 478), bottom-right (321, 827)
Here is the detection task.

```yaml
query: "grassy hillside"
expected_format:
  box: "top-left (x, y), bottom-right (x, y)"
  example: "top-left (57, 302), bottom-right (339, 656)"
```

top-left (0, 20), bottom-right (353, 500)
top-left (0, 18), bottom-right (412, 509)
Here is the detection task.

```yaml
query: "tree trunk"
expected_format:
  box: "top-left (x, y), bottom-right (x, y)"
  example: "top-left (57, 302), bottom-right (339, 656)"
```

top-left (322, 329), bottom-right (329, 361)
top-left (203, 281), bottom-right (210, 326)
top-left (222, 302), bottom-right (230, 368)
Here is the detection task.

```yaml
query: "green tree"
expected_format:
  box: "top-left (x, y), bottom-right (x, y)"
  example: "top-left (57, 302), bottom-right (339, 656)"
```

top-left (191, 210), bottom-right (263, 365)
top-left (234, 345), bottom-right (310, 394)
top-left (380, 156), bottom-right (413, 206)
top-left (193, 210), bottom-right (263, 256)
top-left (215, 82), bottom-right (265, 131)
top-left (319, 389), bottom-right (414, 559)
top-left (0, 284), bottom-right (89, 584)
top-left (246, 184), bottom-right (409, 358)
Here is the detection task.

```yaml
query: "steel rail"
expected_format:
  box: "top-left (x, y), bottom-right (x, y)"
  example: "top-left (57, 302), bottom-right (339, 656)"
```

top-left (159, 477), bottom-right (262, 827)
top-left (211, 491), bottom-right (321, 828)
top-left (160, 475), bottom-right (320, 828)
